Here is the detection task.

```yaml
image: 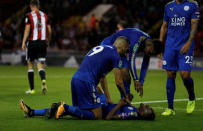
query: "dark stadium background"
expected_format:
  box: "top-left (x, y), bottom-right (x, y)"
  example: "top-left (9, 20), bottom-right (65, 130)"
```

top-left (0, 0), bottom-right (202, 66)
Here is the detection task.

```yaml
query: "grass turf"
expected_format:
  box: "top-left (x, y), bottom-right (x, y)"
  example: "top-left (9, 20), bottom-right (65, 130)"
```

top-left (0, 65), bottom-right (203, 131)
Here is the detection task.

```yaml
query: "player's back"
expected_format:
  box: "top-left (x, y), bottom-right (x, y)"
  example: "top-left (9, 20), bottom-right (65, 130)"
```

top-left (164, 0), bottom-right (199, 50)
top-left (73, 45), bottom-right (120, 85)
top-left (101, 28), bottom-right (150, 54)
top-left (26, 10), bottom-right (48, 41)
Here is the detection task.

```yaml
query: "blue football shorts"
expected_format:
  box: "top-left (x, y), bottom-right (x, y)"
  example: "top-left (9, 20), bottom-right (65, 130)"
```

top-left (71, 78), bottom-right (101, 109)
top-left (162, 47), bottom-right (194, 71)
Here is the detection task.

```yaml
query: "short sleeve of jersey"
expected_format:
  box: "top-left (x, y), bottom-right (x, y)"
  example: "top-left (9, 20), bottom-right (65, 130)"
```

top-left (191, 2), bottom-right (200, 20)
top-left (25, 14), bottom-right (30, 25)
top-left (163, 6), bottom-right (169, 22)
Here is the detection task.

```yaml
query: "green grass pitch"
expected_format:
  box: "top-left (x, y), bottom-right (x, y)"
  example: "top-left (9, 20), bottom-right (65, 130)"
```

top-left (0, 65), bottom-right (203, 131)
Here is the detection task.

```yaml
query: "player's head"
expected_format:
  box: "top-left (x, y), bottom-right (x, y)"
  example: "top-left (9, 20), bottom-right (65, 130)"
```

top-left (114, 36), bottom-right (130, 57)
top-left (138, 103), bottom-right (155, 120)
top-left (144, 39), bottom-right (164, 56)
top-left (176, 0), bottom-right (185, 3)
top-left (117, 21), bottom-right (127, 30)
top-left (30, 0), bottom-right (40, 9)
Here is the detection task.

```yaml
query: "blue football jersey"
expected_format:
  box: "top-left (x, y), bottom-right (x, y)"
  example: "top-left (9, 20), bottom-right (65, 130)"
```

top-left (101, 28), bottom-right (150, 54)
top-left (73, 45), bottom-right (120, 85)
top-left (163, 0), bottom-right (200, 50)
top-left (102, 104), bottom-right (139, 120)
top-left (100, 28), bottom-right (150, 83)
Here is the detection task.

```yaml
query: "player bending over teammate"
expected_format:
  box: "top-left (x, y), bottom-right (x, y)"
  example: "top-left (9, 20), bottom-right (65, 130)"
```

top-left (101, 28), bottom-right (164, 98)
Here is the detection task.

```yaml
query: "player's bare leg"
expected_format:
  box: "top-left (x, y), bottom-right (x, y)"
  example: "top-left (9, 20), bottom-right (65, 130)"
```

top-left (37, 61), bottom-right (47, 95)
top-left (26, 61), bottom-right (35, 94)
top-left (180, 71), bottom-right (195, 114)
top-left (162, 70), bottom-right (176, 116)
top-left (91, 107), bottom-right (102, 120)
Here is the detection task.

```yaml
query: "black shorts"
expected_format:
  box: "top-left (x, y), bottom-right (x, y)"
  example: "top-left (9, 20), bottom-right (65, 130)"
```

top-left (26, 40), bottom-right (47, 62)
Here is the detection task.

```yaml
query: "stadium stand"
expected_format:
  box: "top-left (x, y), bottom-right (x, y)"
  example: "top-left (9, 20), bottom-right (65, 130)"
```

top-left (0, 0), bottom-right (202, 54)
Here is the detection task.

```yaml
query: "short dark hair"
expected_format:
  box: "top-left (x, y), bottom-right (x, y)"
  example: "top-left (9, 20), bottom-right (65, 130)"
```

top-left (152, 39), bottom-right (165, 55)
top-left (142, 108), bottom-right (155, 120)
top-left (30, 0), bottom-right (40, 7)
top-left (118, 20), bottom-right (128, 28)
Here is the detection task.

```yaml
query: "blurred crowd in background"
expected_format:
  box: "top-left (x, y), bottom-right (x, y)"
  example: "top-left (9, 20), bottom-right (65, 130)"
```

top-left (0, 0), bottom-right (203, 54)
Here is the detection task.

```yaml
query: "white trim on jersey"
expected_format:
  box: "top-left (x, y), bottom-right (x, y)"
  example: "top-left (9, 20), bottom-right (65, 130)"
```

top-left (31, 12), bottom-right (38, 40)
top-left (40, 11), bottom-right (46, 40)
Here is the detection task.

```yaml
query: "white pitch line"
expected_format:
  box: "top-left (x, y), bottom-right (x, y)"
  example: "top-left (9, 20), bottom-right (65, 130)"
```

top-left (0, 75), bottom-right (70, 78)
top-left (151, 106), bottom-right (203, 112)
top-left (132, 98), bottom-right (203, 105)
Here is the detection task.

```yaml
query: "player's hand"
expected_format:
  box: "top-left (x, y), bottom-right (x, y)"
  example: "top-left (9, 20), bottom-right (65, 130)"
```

top-left (180, 41), bottom-right (191, 54)
top-left (22, 43), bottom-right (26, 51)
top-left (134, 80), bottom-right (143, 97)
top-left (118, 99), bottom-right (126, 106)
top-left (46, 40), bottom-right (50, 47)
top-left (123, 97), bottom-right (133, 106)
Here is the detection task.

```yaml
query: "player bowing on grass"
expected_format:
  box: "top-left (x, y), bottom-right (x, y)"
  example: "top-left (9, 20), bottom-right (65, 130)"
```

top-left (22, 0), bottom-right (52, 95)
top-left (20, 94), bottom-right (155, 120)
top-left (160, 0), bottom-right (199, 115)
top-left (101, 28), bottom-right (164, 98)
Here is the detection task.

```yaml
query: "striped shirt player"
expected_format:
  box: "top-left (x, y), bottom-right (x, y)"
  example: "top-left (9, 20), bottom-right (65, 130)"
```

top-left (22, 0), bottom-right (52, 95)
top-left (160, 0), bottom-right (199, 116)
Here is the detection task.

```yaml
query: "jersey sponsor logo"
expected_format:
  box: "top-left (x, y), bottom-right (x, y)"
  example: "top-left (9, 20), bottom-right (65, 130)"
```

top-left (171, 16), bottom-right (186, 26)
top-left (184, 5), bottom-right (190, 11)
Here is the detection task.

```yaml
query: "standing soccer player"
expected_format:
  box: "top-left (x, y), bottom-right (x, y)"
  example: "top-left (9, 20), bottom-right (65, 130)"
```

top-left (22, 0), bottom-right (52, 94)
top-left (160, 0), bottom-right (199, 115)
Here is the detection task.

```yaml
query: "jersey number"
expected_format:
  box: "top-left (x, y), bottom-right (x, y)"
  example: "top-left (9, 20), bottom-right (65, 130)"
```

top-left (185, 56), bottom-right (193, 64)
top-left (88, 46), bottom-right (104, 56)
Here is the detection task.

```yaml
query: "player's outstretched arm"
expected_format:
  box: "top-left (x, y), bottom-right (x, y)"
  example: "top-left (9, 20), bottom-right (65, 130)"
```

top-left (137, 54), bottom-right (150, 97)
top-left (105, 99), bottom-right (126, 120)
top-left (159, 21), bottom-right (168, 43)
top-left (113, 68), bottom-right (126, 98)
top-left (22, 25), bottom-right (30, 51)
top-left (100, 76), bottom-right (113, 104)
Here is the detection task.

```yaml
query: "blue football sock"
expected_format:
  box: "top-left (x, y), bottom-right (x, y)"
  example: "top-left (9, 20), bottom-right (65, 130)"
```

top-left (34, 108), bottom-right (49, 116)
top-left (121, 81), bottom-right (131, 98)
top-left (63, 104), bottom-right (95, 120)
top-left (166, 78), bottom-right (176, 109)
top-left (183, 78), bottom-right (195, 101)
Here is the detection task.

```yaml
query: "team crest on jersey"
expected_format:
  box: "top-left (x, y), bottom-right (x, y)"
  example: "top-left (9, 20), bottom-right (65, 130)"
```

top-left (184, 6), bottom-right (190, 11)
top-left (97, 98), bottom-right (100, 103)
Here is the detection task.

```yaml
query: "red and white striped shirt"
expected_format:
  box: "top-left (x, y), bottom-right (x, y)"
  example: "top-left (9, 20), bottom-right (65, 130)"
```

top-left (25, 10), bottom-right (49, 41)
